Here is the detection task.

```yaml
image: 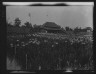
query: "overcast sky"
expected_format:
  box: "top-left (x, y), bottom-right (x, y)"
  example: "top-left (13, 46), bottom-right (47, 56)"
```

top-left (6, 6), bottom-right (93, 29)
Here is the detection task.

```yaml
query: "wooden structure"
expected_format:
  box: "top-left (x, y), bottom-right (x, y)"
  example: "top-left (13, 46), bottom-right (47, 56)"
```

top-left (41, 22), bottom-right (66, 34)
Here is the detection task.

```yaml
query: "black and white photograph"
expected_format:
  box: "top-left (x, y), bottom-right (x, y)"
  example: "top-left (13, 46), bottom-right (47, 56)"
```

top-left (5, 2), bottom-right (94, 72)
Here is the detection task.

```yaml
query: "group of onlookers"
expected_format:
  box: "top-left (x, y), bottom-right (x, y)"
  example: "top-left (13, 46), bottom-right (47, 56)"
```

top-left (7, 33), bottom-right (93, 70)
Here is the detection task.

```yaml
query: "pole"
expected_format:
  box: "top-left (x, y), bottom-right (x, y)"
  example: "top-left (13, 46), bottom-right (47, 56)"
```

top-left (58, 57), bottom-right (61, 70)
top-left (30, 13), bottom-right (31, 24)
top-left (26, 54), bottom-right (27, 70)
top-left (15, 45), bottom-right (16, 55)
top-left (14, 44), bottom-right (16, 60)
top-left (47, 14), bottom-right (48, 22)
top-left (29, 13), bottom-right (31, 26)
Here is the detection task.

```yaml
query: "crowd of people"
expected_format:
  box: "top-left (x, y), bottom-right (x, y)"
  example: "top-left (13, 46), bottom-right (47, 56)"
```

top-left (7, 33), bottom-right (93, 70)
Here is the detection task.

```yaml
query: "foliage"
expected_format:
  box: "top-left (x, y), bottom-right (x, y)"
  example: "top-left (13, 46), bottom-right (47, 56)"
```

top-left (7, 19), bottom-right (92, 34)
top-left (14, 18), bottom-right (21, 27)
top-left (24, 22), bottom-right (32, 28)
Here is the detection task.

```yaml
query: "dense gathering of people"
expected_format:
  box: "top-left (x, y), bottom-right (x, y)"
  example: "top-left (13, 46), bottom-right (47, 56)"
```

top-left (7, 32), bottom-right (93, 70)
top-left (7, 18), bottom-right (93, 70)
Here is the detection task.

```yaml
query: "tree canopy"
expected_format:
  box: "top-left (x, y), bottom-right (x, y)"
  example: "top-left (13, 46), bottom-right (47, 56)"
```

top-left (14, 18), bottom-right (21, 27)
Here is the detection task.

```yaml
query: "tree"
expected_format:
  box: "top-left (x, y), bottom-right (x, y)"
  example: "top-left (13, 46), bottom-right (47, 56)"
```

top-left (32, 24), bottom-right (42, 32)
top-left (7, 21), bottom-right (13, 27)
top-left (24, 21), bottom-right (32, 28)
top-left (33, 24), bottom-right (37, 28)
top-left (73, 27), bottom-right (79, 34)
top-left (69, 28), bottom-right (73, 31)
top-left (65, 26), bottom-right (70, 31)
top-left (14, 18), bottom-right (21, 27)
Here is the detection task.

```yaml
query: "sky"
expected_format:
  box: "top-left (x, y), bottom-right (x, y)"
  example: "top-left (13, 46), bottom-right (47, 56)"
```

top-left (6, 5), bottom-right (93, 29)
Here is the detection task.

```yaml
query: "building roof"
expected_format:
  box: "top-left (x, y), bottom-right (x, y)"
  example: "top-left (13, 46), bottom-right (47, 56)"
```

top-left (42, 22), bottom-right (61, 30)
top-left (43, 27), bottom-right (62, 30)
top-left (86, 27), bottom-right (93, 31)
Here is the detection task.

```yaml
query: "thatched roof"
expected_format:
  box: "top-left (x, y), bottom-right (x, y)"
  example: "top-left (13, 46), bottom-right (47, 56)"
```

top-left (42, 22), bottom-right (61, 30)
top-left (86, 27), bottom-right (92, 29)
